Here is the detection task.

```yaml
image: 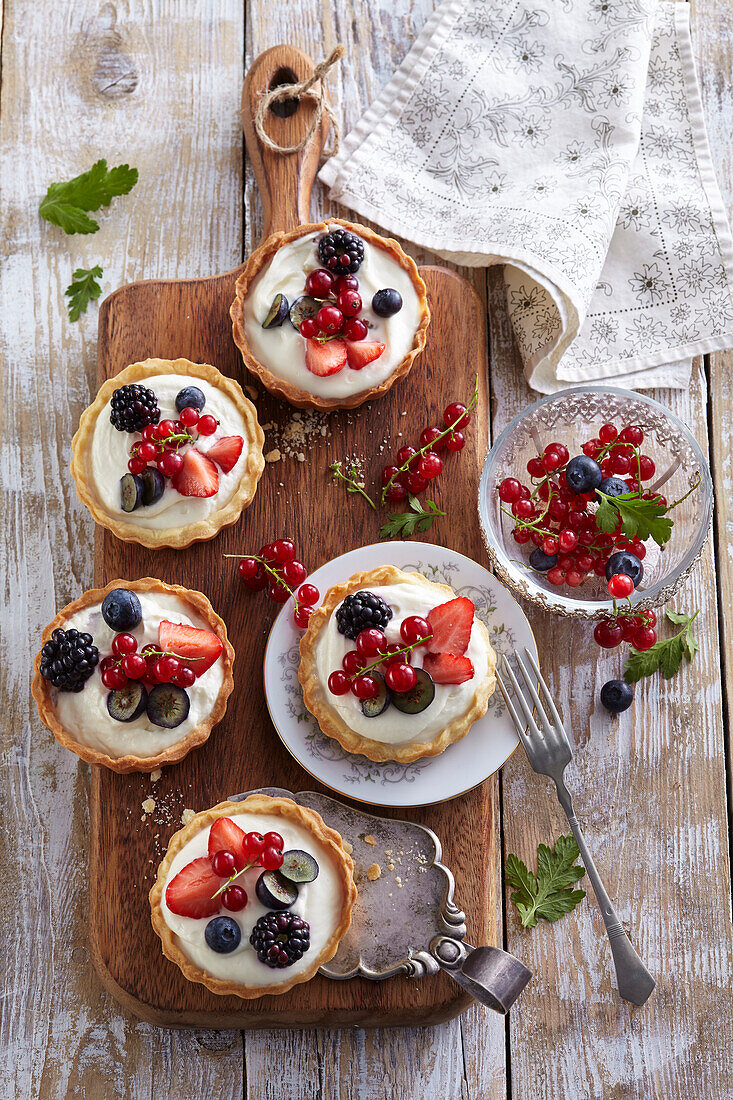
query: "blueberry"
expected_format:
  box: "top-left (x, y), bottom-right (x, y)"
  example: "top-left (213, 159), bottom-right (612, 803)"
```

top-left (597, 477), bottom-right (629, 499)
top-left (600, 679), bottom-right (634, 714)
top-left (372, 288), bottom-right (403, 317)
top-left (205, 916), bottom-right (241, 954)
top-left (101, 588), bottom-right (142, 631)
top-left (529, 547), bottom-right (558, 572)
top-left (565, 455), bottom-right (603, 494)
top-left (605, 551), bottom-right (644, 587)
top-left (175, 386), bottom-right (206, 413)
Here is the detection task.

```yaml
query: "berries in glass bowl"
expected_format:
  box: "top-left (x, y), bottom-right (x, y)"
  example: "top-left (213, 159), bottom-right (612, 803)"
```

top-left (478, 386), bottom-right (713, 618)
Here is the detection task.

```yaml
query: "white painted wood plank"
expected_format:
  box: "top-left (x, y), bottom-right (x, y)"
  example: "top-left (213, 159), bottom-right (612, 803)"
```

top-left (0, 1), bottom-right (246, 1094)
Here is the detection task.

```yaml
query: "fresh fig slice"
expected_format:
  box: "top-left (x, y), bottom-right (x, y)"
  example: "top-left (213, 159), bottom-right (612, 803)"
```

top-left (360, 670), bottom-right (391, 718)
top-left (390, 668), bottom-right (435, 714)
top-left (140, 466), bottom-right (165, 506)
top-left (119, 472), bottom-right (143, 512)
top-left (262, 292), bottom-right (289, 328)
top-left (106, 681), bottom-right (148, 722)
top-left (255, 870), bottom-right (299, 910)
top-left (146, 684), bottom-right (190, 728)
top-left (279, 850), bottom-right (320, 885)
top-left (289, 295), bottom-right (320, 329)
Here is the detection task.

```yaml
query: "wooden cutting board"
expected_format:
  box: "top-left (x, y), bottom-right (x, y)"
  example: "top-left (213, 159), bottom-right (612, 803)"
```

top-left (88, 45), bottom-right (497, 1029)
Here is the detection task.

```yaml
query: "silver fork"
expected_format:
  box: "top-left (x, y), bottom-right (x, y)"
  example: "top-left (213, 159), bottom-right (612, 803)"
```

top-left (497, 649), bottom-right (655, 1006)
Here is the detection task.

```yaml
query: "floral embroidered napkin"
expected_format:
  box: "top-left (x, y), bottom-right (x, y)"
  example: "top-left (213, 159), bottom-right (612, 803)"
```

top-left (320, 0), bottom-right (733, 392)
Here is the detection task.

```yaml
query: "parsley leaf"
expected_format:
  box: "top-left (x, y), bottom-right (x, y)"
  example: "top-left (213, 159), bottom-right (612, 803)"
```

top-left (623, 609), bottom-right (700, 683)
top-left (505, 835), bottom-right (586, 929)
top-left (595, 490), bottom-right (672, 546)
top-left (40, 159), bottom-right (138, 235)
top-left (65, 265), bottom-right (103, 321)
top-left (379, 496), bottom-right (445, 540)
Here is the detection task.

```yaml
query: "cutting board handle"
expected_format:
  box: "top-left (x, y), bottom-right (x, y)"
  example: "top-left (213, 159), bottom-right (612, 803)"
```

top-left (242, 45), bottom-right (332, 241)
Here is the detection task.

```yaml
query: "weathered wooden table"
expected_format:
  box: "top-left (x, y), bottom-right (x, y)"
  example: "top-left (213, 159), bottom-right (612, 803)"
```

top-left (4, 1), bottom-right (732, 1096)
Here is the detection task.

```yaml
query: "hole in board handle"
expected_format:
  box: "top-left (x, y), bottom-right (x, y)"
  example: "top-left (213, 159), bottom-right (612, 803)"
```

top-left (268, 67), bottom-right (299, 118)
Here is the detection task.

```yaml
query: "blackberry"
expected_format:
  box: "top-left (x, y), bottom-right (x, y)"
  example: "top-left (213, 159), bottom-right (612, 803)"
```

top-left (336, 590), bottom-right (393, 640)
top-left (250, 911), bottom-right (311, 968)
top-left (317, 229), bottom-right (365, 274)
top-left (39, 628), bottom-right (99, 692)
top-left (109, 384), bottom-right (160, 433)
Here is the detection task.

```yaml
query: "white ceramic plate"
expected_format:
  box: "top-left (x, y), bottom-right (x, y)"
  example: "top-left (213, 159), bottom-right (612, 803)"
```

top-left (263, 541), bottom-right (535, 809)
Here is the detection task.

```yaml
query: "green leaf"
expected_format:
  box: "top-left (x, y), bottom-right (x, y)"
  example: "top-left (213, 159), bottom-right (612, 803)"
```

top-left (665, 609), bottom-right (692, 625)
top-left (379, 496), bottom-right (445, 540)
top-left (624, 609), bottom-right (700, 683)
top-left (40, 159), bottom-right (138, 235)
top-left (65, 265), bottom-right (103, 321)
top-left (505, 836), bottom-right (586, 929)
top-left (595, 490), bottom-right (673, 546)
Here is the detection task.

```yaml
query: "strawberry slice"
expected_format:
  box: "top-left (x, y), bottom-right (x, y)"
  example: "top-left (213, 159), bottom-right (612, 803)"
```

top-left (426, 597), bottom-right (474, 655)
top-left (423, 652), bottom-right (475, 685)
top-left (206, 435), bottom-right (243, 474)
top-left (345, 340), bottom-right (385, 371)
top-left (208, 817), bottom-right (248, 870)
top-left (305, 338), bottom-right (347, 376)
top-left (165, 856), bottom-right (223, 918)
top-left (171, 448), bottom-right (219, 497)
top-left (158, 620), bottom-right (223, 676)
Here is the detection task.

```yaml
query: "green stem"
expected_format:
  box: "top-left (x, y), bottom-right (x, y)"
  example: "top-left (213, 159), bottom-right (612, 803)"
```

top-left (353, 634), bottom-right (431, 679)
top-left (667, 473), bottom-right (701, 512)
top-left (211, 859), bottom-right (259, 900)
top-left (330, 462), bottom-right (377, 509)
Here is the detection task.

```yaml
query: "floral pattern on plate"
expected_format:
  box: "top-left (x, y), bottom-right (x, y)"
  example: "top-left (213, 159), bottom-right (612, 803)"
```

top-left (263, 542), bottom-right (534, 809)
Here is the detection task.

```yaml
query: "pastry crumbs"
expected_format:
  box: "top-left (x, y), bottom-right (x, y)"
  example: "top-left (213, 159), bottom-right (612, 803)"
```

top-left (265, 448), bottom-right (281, 463)
top-left (342, 840), bottom-right (354, 855)
top-left (367, 863), bottom-right (382, 881)
top-left (181, 808), bottom-right (195, 825)
top-left (142, 797), bottom-right (155, 814)
top-left (149, 769), bottom-right (162, 783)
top-left (364, 834), bottom-right (377, 846)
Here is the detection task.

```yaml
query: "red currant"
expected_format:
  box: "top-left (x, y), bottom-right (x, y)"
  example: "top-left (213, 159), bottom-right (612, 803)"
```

top-left (328, 670), bottom-right (351, 695)
top-left (405, 471), bottom-right (428, 494)
top-left (385, 663), bottom-right (417, 694)
top-left (222, 885), bottom-right (247, 912)
top-left (112, 633), bottom-right (137, 657)
top-left (542, 447), bottom-right (563, 472)
top-left (443, 402), bottom-right (470, 430)
top-left (271, 538), bottom-right (295, 562)
top-left (293, 604), bottom-right (312, 629)
top-left (305, 269), bottom-right (335, 298)
top-left (343, 318), bottom-right (368, 341)
top-left (420, 426), bottom-right (446, 452)
top-left (576, 553), bottom-right (594, 573)
top-left (282, 560), bottom-right (307, 587)
top-left (172, 665), bottom-right (196, 688)
top-left (197, 414), bottom-right (218, 436)
top-left (558, 529), bottom-right (578, 552)
top-left (211, 849), bottom-right (237, 877)
top-left (99, 656), bottom-right (116, 673)
top-left (245, 831), bottom-right (265, 858)
top-left (128, 455), bottom-right (146, 475)
top-left (299, 318), bottom-right (319, 338)
top-left (268, 582), bottom-right (290, 604)
top-left (356, 629), bottom-right (387, 658)
top-left (316, 305), bottom-right (343, 334)
top-left (599, 423), bottom-right (618, 444)
top-left (418, 453), bottom-right (443, 480)
top-left (546, 567), bottom-right (566, 586)
top-left (264, 831), bottom-right (284, 850)
top-left (121, 653), bottom-right (147, 679)
top-left (582, 438), bottom-right (603, 458)
top-left (336, 289), bottom-right (362, 317)
top-left (640, 609), bottom-right (657, 627)
top-left (157, 419), bottom-right (177, 439)
top-left (382, 465), bottom-right (400, 485)
top-left (619, 425), bottom-right (644, 446)
top-left (400, 616), bottom-right (431, 645)
top-left (499, 477), bottom-right (522, 503)
top-left (513, 527), bottom-right (531, 544)
top-left (633, 627), bottom-right (657, 651)
top-left (396, 445), bottom-right (417, 468)
top-left (382, 643), bottom-right (411, 667)
top-left (297, 584), bottom-right (320, 606)
top-left (386, 483), bottom-right (407, 503)
top-left (102, 666), bottom-right (128, 689)
top-left (607, 573), bottom-right (634, 598)
top-left (138, 441), bottom-right (158, 462)
top-left (352, 675), bottom-right (379, 700)
top-left (141, 424), bottom-right (157, 442)
top-left (526, 456), bottom-right (545, 478)
top-left (610, 451), bottom-right (631, 475)
top-left (159, 451), bottom-right (183, 477)
top-left (565, 570), bottom-right (583, 587)
top-left (541, 536), bottom-right (559, 555)
top-left (593, 620), bottom-right (624, 648)
top-left (154, 655), bottom-right (180, 682)
top-left (239, 562), bottom-right (267, 591)
top-left (335, 274), bottom-right (359, 293)
top-left (261, 846), bottom-right (284, 871)
top-left (513, 499), bottom-right (534, 519)
top-left (179, 406), bottom-right (199, 428)
top-left (238, 557), bottom-right (259, 580)
top-left (638, 455), bottom-right (655, 480)
top-left (445, 430), bottom-right (465, 452)
top-left (342, 651), bottom-right (362, 676)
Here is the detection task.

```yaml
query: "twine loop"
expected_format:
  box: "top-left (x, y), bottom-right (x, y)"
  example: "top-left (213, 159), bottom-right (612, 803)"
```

top-left (254, 45), bottom-right (344, 160)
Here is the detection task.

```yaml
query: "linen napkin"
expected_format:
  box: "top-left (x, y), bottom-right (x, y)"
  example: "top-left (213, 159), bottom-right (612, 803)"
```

top-left (319, 0), bottom-right (733, 392)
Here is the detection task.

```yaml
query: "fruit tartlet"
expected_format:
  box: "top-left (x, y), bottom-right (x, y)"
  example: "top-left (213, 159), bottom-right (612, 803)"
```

top-left (149, 794), bottom-right (357, 998)
top-left (31, 579), bottom-right (234, 773)
top-left (298, 566), bottom-right (497, 763)
top-left (231, 219), bottom-right (430, 410)
top-left (71, 357), bottom-right (265, 549)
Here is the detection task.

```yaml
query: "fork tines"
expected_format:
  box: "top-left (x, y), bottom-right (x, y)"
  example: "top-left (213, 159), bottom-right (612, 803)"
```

top-left (496, 648), bottom-right (565, 743)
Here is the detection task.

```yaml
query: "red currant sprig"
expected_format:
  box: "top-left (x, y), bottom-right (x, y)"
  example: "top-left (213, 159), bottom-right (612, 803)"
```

top-left (328, 627), bottom-right (432, 699)
top-left (126, 408), bottom-right (220, 476)
top-left (99, 634), bottom-right (200, 689)
top-left (210, 832), bottom-right (284, 902)
top-left (224, 541), bottom-right (320, 630)
top-left (381, 376), bottom-right (478, 505)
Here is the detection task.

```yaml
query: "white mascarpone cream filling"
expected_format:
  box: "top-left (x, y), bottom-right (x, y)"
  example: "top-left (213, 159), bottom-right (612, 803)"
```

top-left (161, 812), bottom-right (344, 986)
top-left (53, 591), bottom-right (224, 759)
top-left (314, 578), bottom-right (489, 746)
top-left (242, 224), bottom-right (423, 399)
top-left (90, 373), bottom-right (250, 530)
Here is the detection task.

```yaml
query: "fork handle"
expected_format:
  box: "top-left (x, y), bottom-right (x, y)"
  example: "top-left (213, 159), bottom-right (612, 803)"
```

top-left (555, 783), bottom-right (655, 1006)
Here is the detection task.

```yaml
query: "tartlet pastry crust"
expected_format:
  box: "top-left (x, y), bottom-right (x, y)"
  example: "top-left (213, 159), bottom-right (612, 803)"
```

top-left (31, 577), bottom-right (235, 774)
top-left (149, 795), bottom-right (357, 999)
top-left (230, 218), bottom-right (430, 411)
top-left (298, 566), bottom-right (497, 763)
top-left (70, 357), bottom-right (265, 549)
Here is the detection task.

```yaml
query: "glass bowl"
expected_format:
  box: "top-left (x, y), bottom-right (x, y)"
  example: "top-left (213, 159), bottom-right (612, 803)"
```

top-left (477, 386), bottom-right (714, 619)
